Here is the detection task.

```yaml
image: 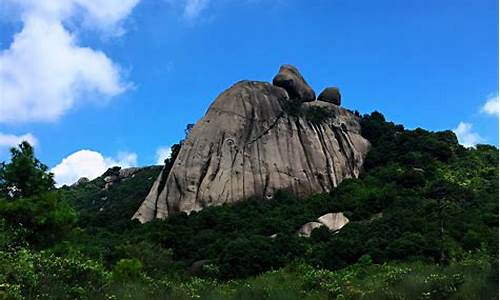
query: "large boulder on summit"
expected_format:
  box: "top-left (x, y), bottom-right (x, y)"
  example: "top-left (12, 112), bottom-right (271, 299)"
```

top-left (133, 76), bottom-right (370, 223)
top-left (272, 65), bottom-right (316, 102)
top-left (318, 87), bottom-right (341, 105)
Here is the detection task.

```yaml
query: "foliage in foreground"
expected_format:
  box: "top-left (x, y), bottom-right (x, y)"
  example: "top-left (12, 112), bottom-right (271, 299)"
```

top-left (0, 248), bottom-right (496, 299)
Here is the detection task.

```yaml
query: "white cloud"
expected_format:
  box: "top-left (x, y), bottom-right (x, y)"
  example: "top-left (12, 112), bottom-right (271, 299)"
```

top-left (0, 132), bottom-right (37, 148)
top-left (155, 146), bottom-right (171, 165)
top-left (183, 0), bottom-right (210, 20)
top-left (51, 149), bottom-right (138, 186)
top-left (0, 0), bottom-right (139, 123)
top-left (480, 93), bottom-right (499, 117)
top-left (453, 122), bottom-right (483, 148)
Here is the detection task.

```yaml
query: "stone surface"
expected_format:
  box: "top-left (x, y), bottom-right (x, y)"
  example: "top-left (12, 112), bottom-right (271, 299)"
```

top-left (189, 259), bottom-right (212, 276)
top-left (119, 167), bottom-right (140, 179)
top-left (318, 87), bottom-right (341, 105)
top-left (272, 65), bottom-right (316, 102)
top-left (298, 222), bottom-right (324, 237)
top-left (104, 175), bottom-right (118, 183)
top-left (317, 212), bottom-right (349, 231)
top-left (133, 80), bottom-right (370, 223)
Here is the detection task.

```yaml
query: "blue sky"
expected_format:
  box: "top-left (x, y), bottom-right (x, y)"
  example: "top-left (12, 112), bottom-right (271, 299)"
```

top-left (0, 0), bottom-right (498, 185)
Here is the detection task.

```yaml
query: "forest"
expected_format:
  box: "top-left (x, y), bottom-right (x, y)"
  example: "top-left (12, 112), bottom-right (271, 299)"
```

top-left (0, 112), bottom-right (498, 299)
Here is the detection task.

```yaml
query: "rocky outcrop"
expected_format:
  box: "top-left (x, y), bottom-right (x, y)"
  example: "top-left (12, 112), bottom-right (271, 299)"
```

top-left (318, 87), bottom-right (341, 105)
top-left (298, 212), bottom-right (350, 237)
top-left (119, 167), bottom-right (140, 178)
top-left (102, 167), bottom-right (141, 190)
top-left (298, 222), bottom-right (324, 237)
top-left (103, 175), bottom-right (119, 190)
top-left (133, 67), bottom-right (370, 223)
top-left (272, 65), bottom-right (316, 102)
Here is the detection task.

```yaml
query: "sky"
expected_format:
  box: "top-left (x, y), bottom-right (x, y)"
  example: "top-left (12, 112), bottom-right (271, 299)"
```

top-left (0, 0), bottom-right (498, 186)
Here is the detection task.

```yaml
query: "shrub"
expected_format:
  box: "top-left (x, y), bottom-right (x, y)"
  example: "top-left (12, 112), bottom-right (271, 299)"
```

top-left (112, 258), bottom-right (145, 283)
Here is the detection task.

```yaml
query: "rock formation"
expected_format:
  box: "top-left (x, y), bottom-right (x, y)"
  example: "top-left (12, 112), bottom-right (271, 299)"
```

top-left (318, 87), bottom-right (341, 105)
top-left (298, 212), bottom-right (350, 237)
top-left (298, 222), bottom-right (324, 237)
top-left (317, 212), bottom-right (349, 231)
top-left (102, 167), bottom-right (141, 190)
top-left (133, 65), bottom-right (370, 223)
top-left (272, 64), bottom-right (316, 102)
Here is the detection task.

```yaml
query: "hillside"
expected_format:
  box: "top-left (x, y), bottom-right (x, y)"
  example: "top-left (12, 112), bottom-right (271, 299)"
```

top-left (61, 166), bottom-right (162, 230)
top-left (0, 110), bottom-right (498, 299)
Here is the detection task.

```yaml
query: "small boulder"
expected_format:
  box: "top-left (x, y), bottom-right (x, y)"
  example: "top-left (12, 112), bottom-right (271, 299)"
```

top-left (103, 175), bottom-right (119, 190)
top-left (189, 259), bottom-right (212, 276)
top-left (104, 175), bottom-right (118, 183)
top-left (317, 212), bottom-right (349, 231)
top-left (412, 167), bottom-right (425, 174)
top-left (318, 87), bottom-right (341, 105)
top-left (298, 222), bottom-right (324, 237)
top-left (104, 182), bottom-right (113, 190)
top-left (272, 64), bottom-right (316, 102)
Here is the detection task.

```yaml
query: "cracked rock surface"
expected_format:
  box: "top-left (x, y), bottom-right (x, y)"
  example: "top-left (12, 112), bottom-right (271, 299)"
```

top-left (133, 80), bottom-right (370, 223)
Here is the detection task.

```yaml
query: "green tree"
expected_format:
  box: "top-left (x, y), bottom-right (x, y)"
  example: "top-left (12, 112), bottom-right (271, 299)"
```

top-left (0, 141), bottom-right (55, 199)
top-left (0, 142), bottom-right (76, 246)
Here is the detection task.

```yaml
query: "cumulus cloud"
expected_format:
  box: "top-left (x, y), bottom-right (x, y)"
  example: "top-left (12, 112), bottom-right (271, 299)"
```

top-left (0, 0), bottom-right (139, 123)
top-left (0, 132), bottom-right (37, 149)
top-left (51, 149), bottom-right (138, 186)
top-left (453, 122), bottom-right (483, 148)
top-left (155, 146), bottom-right (172, 165)
top-left (480, 93), bottom-right (499, 117)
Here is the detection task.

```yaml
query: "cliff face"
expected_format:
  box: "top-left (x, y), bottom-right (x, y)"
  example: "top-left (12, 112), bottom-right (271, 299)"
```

top-left (133, 68), bottom-right (370, 223)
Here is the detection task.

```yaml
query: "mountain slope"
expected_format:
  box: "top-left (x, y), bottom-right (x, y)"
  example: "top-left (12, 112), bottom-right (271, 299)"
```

top-left (61, 166), bottom-right (162, 230)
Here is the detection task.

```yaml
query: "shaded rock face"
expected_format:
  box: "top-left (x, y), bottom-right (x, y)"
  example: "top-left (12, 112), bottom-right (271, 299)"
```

top-left (133, 80), bottom-right (370, 223)
top-left (272, 65), bottom-right (316, 102)
top-left (318, 87), bottom-right (341, 105)
top-left (298, 222), bottom-right (324, 238)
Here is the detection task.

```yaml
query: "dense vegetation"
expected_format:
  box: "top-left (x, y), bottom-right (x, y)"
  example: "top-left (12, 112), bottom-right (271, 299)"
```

top-left (0, 112), bottom-right (497, 299)
top-left (282, 98), bottom-right (335, 124)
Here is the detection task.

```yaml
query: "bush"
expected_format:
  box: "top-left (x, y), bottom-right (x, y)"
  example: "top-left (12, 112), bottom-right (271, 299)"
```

top-left (218, 236), bottom-right (279, 279)
top-left (304, 106), bottom-right (334, 124)
top-left (112, 258), bottom-right (145, 282)
top-left (0, 249), bottom-right (109, 299)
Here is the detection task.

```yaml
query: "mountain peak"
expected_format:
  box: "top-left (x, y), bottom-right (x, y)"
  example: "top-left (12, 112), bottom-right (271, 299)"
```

top-left (133, 67), bottom-right (370, 223)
